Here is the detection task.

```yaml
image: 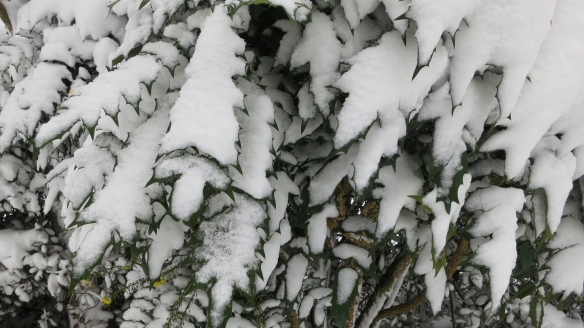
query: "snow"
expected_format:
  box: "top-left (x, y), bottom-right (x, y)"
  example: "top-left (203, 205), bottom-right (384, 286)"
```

top-left (339, 0), bottom-right (360, 29)
top-left (195, 193), bottom-right (266, 326)
top-left (267, 172), bottom-right (300, 234)
top-left (342, 216), bottom-right (376, 234)
top-left (0, 154), bottom-right (24, 181)
top-left (549, 99), bottom-right (584, 167)
top-left (373, 154), bottom-right (423, 237)
top-left (309, 146), bottom-right (357, 206)
top-left (309, 287), bottom-right (333, 299)
top-left (141, 41), bottom-right (180, 69)
top-left (528, 137), bottom-right (576, 233)
top-left (285, 253), bottom-right (308, 301)
top-left (119, 55), bottom-right (163, 86)
top-left (334, 28), bottom-right (447, 151)
top-left (290, 11), bottom-right (341, 115)
top-left (425, 268), bottom-right (446, 314)
top-left (546, 217), bottom-right (584, 296)
top-left (449, 0), bottom-right (555, 116)
top-left (4, 0), bottom-right (584, 326)
top-left (123, 307), bottom-right (152, 324)
top-left (339, 0), bottom-right (374, 24)
top-left (151, 0), bottom-right (184, 34)
top-left (407, 0), bottom-right (480, 65)
top-left (230, 6), bottom-right (251, 31)
top-left (541, 304), bottom-right (584, 328)
top-left (0, 228), bottom-right (48, 274)
top-left (0, 62), bottom-right (71, 152)
top-left (481, 0), bottom-right (584, 179)
top-left (226, 317), bottom-right (256, 328)
top-left (160, 5), bottom-right (245, 165)
top-left (464, 186), bottom-right (525, 213)
top-left (423, 173), bottom-right (471, 255)
top-left (290, 237), bottom-right (309, 254)
top-left (314, 304), bottom-right (326, 326)
top-left (147, 217), bottom-right (187, 279)
top-left (268, 0), bottom-right (311, 22)
top-left (297, 83), bottom-right (316, 120)
top-left (36, 54), bottom-right (163, 147)
top-left (231, 94), bottom-right (274, 199)
top-left (332, 8), bottom-right (382, 61)
top-left (42, 26), bottom-right (96, 61)
top-left (332, 244), bottom-right (373, 269)
top-left (72, 94), bottom-right (176, 276)
top-left (279, 219), bottom-right (292, 245)
top-left (469, 158), bottom-right (505, 178)
top-left (16, 0), bottom-right (75, 32)
top-left (548, 217), bottom-right (584, 250)
top-left (163, 23), bottom-right (197, 50)
top-left (284, 114), bottom-right (323, 145)
top-left (336, 267), bottom-right (358, 304)
top-left (381, 0), bottom-right (410, 34)
top-left (352, 121), bottom-right (402, 192)
top-left (39, 43), bottom-right (75, 67)
top-left (299, 294), bottom-right (315, 318)
top-left (267, 88), bottom-right (294, 114)
top-left (307, 204), bottom-right (339, 254)
top-left (413, 228), bottom-right (433, 275)
top-left (73, 0), bottom-right (123, 40)
top-left (93, 37), bottom-right (119, 73)
top-left (154, 154), bottom-right (229, 221)
top-left (273, 20), bottom-right (301, 66)
top-left (113, 7), bottom-right (153, 59)
top-left (180, 302), bottom-right (207, 323)
top-left (0, 160), bottom-right (42, 212)
top-left (84, 303), bottom-right (115, 323)
top-left (58, 134), bottom-right (121, 209)
top-left (187, 9), bottom-right (211, 30)
top-left (257, 233), bottom-right (281, 290)
top-left (419, 74), bottom-right (499, 197)
top-left (266, 313), bottom-right (286, 327)
top-left (469, 203), bottom-right (519, 312)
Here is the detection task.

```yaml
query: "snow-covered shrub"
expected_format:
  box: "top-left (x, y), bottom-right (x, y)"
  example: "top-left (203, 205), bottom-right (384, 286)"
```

top-left (0, 0), bottom-right (584, 327)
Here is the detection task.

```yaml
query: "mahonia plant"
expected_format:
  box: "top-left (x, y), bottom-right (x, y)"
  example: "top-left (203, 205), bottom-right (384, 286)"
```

top-left (0, 0), bottom-right (584, 327)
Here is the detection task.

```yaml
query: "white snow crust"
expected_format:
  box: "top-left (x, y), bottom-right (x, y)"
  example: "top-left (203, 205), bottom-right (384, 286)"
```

top-left (290, 11), bottom-right (341, 115)
top-left (73, 95), bottom-right (176, 275)
top-left (160, 5), bottom-right (245, 165)
top-left (196, 193), bottom-right (266, 326)
top-left (336, 267), bottom-right (358, 304)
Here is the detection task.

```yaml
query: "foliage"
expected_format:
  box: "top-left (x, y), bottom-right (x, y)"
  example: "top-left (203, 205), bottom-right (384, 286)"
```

top-left (0, 0), bottom-right (583, 328)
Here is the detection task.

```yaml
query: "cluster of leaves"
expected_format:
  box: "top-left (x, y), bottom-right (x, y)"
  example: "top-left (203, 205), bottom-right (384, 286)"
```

top-left (0, 0), bottom-right (584, 328)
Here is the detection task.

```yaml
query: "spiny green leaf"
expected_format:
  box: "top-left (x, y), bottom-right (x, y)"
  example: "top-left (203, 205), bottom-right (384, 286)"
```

top-left (111, 54), bottom-right (124, 67)
top-left (138, 0), bottom-right (150, 10)
top-left (514, 282), bottom-right (537, 300)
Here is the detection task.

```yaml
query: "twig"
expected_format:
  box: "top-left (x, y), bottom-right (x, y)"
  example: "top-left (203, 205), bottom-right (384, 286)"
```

top-left (371, 238), bottom-right (469, 326)
top-left (355, 250), bottom-right (413, 328)
top-left (0, 2), bottom-right (11, 33)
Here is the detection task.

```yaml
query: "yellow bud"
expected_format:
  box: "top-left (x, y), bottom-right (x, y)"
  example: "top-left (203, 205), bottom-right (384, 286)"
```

top-left (153, 278), bottom-right (166, 287)
top-left (101, 297), bottom-right (111, 305)
top-left (123, 265), bottom-right (131, 270)
top-left (68, 89), bottom-right (73, 95)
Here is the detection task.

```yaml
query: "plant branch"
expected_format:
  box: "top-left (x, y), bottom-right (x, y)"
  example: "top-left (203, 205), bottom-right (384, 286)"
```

top-left (355, 250), bottom-right (413, 328)
top-left (371, 238), bottom-right (470, 326)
